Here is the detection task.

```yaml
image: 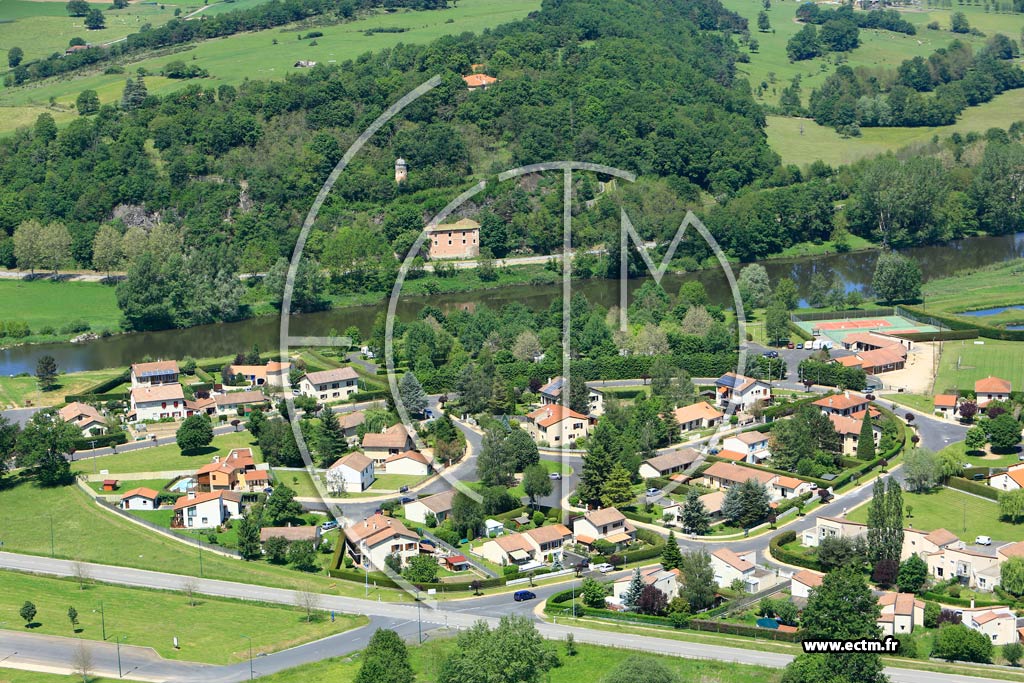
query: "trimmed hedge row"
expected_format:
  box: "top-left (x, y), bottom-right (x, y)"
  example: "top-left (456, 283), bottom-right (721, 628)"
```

top-left (350, 389), bottom-right (389, 402)
top-left (64, 392), bottom-right (130, 403)
top-left (788, 321), bottom-right (813, 342)
top-left (689, 619), bottom-right (801, 641)
top-left (72, 432), bottom-right (128, 450)
top-left (325, 568), bottom-right (507, 592)
top-left (900, 304), bottom-right (1024, 342)
top-left (894, 329), bottom-right (978, 342)
top-left (769, 530), bottom-right (823, 572)
top-left (69, 371), bottom-right (130, 399)
top-left (919, 591), bottom-right (1006, 608)
top-left (763, 393), bottom-right (831, 421)
top-left (947, 476), bottom-right (1000, 501)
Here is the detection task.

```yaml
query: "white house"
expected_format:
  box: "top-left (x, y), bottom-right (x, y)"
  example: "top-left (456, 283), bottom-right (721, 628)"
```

top-left (384, 449), bottom-right (431, 476)
top-left (714, 373), bottom-right (771, 411)
top-left (587, 387), bottom-right (606, 417)
top-left (343, 514), bottom-right (419, 569)
top-left (962, 606), bottom-right (1018, 645)
top-left (297, 367), bottom-right (360, 402)
top-left (523, 404), bottom-right (590, 445)
top-left (130, 360), bottom-right (179, 388)
top-left (975, 376), bottom-right (1011, 407)
top-left (790, 569), bottom-right (823, 599)
top-left (572, 507), bottom-right (636, 547)
top-left (801, 515), bottom-right (867, 548)
top-left (989, 463), bottom-right (1024, 492)
top-left (722, 432), bottom-right (770, 464)
top-left (326, 452), bottom-right (375, 493)
top-left (213, 390), bottom-right (268, 416)
top-left (119, 487), bottom-right (159, 510)
top-left (710, 548), bottom-right (760, 590)
top-left (672, 402), bottom-right (723, 433)
top-left (612, 565), bottom-right (680, 603)
top-left (772, 475), bottom-right (814, 500)
top-left (476, 524), bottom-right (573, 566)
top-left (172, 490), bottom-right (243, 529)
top-left (638, 448), bottom-right (701, 480)
top-left (933, 394), bottom-right (959, 418)
top-left (58, 402), bottom-right (106, 436)
top-left (129, 383), bottom-right (186, 421)
top-left (404, 489), bottom-right (455, 525)
top-left (701, 461), bottom-right (777, 493)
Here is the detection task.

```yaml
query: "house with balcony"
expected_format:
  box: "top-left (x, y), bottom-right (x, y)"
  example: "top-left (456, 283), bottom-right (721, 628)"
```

top-left (828, 413), bottom-right (882, 456)
top-left (172, 490), bottom-right (243, 529)
top-left (975, 376), bottom-right (1011, 407)
top-left (722, 431), bottom-right (770, 464)
top-left (343, 514), bottom-right (420, 569)
top-left (572, 508), bottom-right (636, 548)
top-left (713, 373), bottom-right (771, 411)
top-left (130, 360), bottom-right (179, 388)
top-left (129, 383), bottom-right (186, 421)
top-left (523, 404), bottom-right (590, 445)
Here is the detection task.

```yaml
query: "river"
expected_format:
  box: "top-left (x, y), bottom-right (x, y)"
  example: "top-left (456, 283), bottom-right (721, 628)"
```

top-left (2, 232), bottom-right (1023, 375)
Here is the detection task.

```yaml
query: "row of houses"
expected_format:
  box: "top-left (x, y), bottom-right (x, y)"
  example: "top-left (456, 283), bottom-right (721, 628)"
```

top-left (323, 423), bottom-right (431, 494)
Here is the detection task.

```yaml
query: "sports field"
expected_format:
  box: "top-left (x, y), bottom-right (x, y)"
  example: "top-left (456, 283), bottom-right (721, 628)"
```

top-left (794, 314), bottom-right (938, 345)
top-left (935, 338), bottom-right (1024, 393)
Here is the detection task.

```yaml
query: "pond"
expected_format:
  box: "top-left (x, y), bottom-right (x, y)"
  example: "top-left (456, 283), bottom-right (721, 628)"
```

top-left (959, 305), bottom-right (1024, 317)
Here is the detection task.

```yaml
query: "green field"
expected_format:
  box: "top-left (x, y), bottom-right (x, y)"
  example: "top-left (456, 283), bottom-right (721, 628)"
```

top-left (0, 474), bottom-right (413, 599)
top-left (0, 0), bottom-right (541, 133)
top-left (0, 279), bottom-right (122, 337)
top-left (78, 431), bottom-right (260, 474)
top-left (0, 367), bottom-right (123, 409)
top-left (721, 0), bottom-right (1024, 166)
top-left (935, 338), bottom-right (1024, 393)
top-left (0, 571), bottom-right (366, 663)
top-left (940, 439), bottom-right (1022, 468)
top-left (847, 485), bottom-right (1024, 542)
top-left (0, 0), bottom-right (181, 63)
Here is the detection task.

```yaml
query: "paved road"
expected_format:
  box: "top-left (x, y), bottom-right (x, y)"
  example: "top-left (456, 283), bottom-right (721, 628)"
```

top-left (0, 553), bottom-right (984, 683)
top-left (0, 406), bottom-right (41, 428)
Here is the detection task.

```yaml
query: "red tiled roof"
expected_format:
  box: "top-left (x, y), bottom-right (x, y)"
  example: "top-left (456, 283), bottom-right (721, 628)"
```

top-left (702, 461), bottom-right (775, 485)
top-left (711, 548), bottom-right (753, 572)
top-left (463, 73), bottom-right (497, 87)
top-left (813, 393), bottom-right (870, 411)
top-left (362, 423), bottom-right (411, 449)
top-left (131, 383), bottom-right (185, 403)
top-left (173, 490), bottom-right (242, 510)
top-left (934, 394), bottom-right (958, 408)
top-left (672, 402), bottom-right (723, 424)
top-left (976, 376), bottom-right (1011, 393)
top-left (793, 569), bottom-right (823, 588)
top-left (120, 487), bottom-right (158, 500)
top-left (385, 449), bottom-right (430, 465)
top-left (527, 404), bottom-right (588, 428)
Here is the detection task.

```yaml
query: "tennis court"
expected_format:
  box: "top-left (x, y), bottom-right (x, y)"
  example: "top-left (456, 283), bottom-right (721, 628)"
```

top-left (794, 314), bottom-right (939, 345)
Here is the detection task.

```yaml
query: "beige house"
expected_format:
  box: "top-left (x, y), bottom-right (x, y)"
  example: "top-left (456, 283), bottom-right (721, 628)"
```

top-left (572, 508), bottom-right (636, 547)
top-left (790, 569), bottom-right (823, 599)
top-left (213, 390), bottom-right (268, 416)
top-left (296, 367), bottom-right (360, 402)
top-left (828, 413), bottom-right (882, 456)
top-left (638, 448), bottom-right (700, 480)
top-left (812, 392), bottom-right (872, 417)
top-left (710, 548), bottom-right (756, 588)
top-left (343, 514), bottom-right (419, 569)
top-left (462, 73), bottom-right (497, 91)
top-left (362, 424), bottom-right (414, 468)
top-left (523, 404), bottom-right (590, 445)
top-left (612, 565), bottom-right (680, 603)
top-left (119, 487), bottom-right (159, 511)
top-left (130, 360), bottom-right (179, 387)
top-left (801, 515), bottom-right (867, 548)
top-left (384, 449), bottom-right (431, 476)
top-left (404, 489), bottom-right (456, 525)
top-left (933, 394), bottom-right (959, 418)
top-left (901, 527), bottom-right (962, 561)
top-left (963, 606), bottom-right (1018, 645)
top-left (975, 376), bottom-right (1011, 406)
top-left (927, 545), bottom-right (1001, 588)
top-left (673, 402), bottom-right (723, 432)
top-left (476, 524), bottom-right (573, 566)
top-left (701, 461), bottom-right (776, 492)
top-left (59, 401), bottom-right (106, 436)
top-left (427, 218), bottom-right (480, 259)
top-left (877, 592), bottom-right (926, 637)
top-left (587, 387), bottom-right (606, 417)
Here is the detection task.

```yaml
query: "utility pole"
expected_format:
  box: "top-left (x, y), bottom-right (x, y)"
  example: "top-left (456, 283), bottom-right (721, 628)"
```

top-left (417, 598), bottom-right (423, 644)
top-left (98, 601), bottom-right (106, 641)
top-left (49, 515), bottom-right (55, 558)
top-left (241, 635), bottom-right (253, 680)
top-left (115, 635), bottom-right (126, 678)
top-left (198, 541), bottom-right (204, 578)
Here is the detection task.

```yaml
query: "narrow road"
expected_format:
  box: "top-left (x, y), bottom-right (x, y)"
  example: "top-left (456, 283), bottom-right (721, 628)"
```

top-left (0, 552), bottom-right (985, 683)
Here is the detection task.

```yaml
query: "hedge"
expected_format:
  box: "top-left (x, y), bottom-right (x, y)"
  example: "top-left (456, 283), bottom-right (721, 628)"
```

top-left (899, 304), bottom-right (1024, 342)
top-left (72, 431), bottom-right (128, 450)
top-left (689, 619), bottom-right (801, 641)
top-left (325, 568), bottom-right (506, 592)
top-left (350, 390), bottom-right (389, 402)
top-left (64, 392), bottom-right (130, 403)
top-left (794, 308), bottom-right (897, 322)
top-left (763, 393), bottom-right (830, 421)
top-left (788, 321), bottom-right (813, 342)
top-left (894, 329), bottom-right (978, 342)
top-left (769, 530), bottom-right (823, 571)
top-left (947, 476), bottom-right (1000, 501)
top-left (919, 591), bottom-right (1007, 608)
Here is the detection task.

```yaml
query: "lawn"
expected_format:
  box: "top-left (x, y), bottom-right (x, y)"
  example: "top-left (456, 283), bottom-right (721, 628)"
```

top-left (0, 0), bottom-right (541, 134)
top-left (884, 392), bottom-right (938, 416)
top-left (275, 468), bottom-right (323, 498)
top-left (939, 440), bottom-right (1022, 468)
top-left (846, 485), bottom-right (1024, 543)
top-left (0, 571), bottom-right (366, 663)
top-left (77, 431), bottom-right (260, 475)
top-left (0, 279), bottom-right (122, 339)
top-left (0, 474), bottom-right (405, 599)
top-left (0, 367), bottom-right (124, 409)
top-left (509, 459), bottom-right (569, 499)
top-left (369, 473), bottom-right (427, 491)
top-left (934, 338), bottom-right (1024, 394)
top-left (86, 477), bottom-right (171, 496)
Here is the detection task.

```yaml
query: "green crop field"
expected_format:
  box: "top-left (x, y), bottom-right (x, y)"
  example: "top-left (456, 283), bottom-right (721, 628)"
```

top-left (0, 279), bottom-right (122, 334)
top-left (77, 431), bottom-right (260, 474)
top-left (0, 0), bottom-right (541, 134)
top-left (0, 571), bottom-right (366, 663)
top-left (0, 367), bottom-right (123, 408)
top-left (935, 338), bottom-right (1024, 393)
top-left (847, 485), bottom-right (1024, 542)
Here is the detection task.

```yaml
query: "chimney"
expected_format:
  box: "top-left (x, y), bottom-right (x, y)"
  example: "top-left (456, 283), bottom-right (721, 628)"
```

top-left (213, 455), bottom-right (220, 463)
top-left (187, 489), bottom-right (197, 500)
top-left (845, 390), bottom-right (850, 399)
top-left (970, 598), bottom-right (975, 609)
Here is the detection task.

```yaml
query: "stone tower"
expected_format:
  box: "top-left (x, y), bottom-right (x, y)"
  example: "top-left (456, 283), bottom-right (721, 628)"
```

top-left (395, 158), bottom-right (408, 184)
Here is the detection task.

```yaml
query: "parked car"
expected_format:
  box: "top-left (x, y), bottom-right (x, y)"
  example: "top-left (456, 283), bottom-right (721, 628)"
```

top-left (787, 342), bottom-right (795, 349)
top-left (976, 535), bottom-right (992, 546)
top-left (399, 485), bottom-right (410, 493)
top-left (646, 487), bottom-right (660, 496)
top-left (321, 520), bottom-right (338, 532)
top-left (423, 408), bottom-right (434, 419)
top-left (399, 496), bottom-right (415, 504)
top-left (513, 590), bottom-right (536, 602)
top-left (796, 343), bottom-right (804, 350)
top-left (594, 563), bottom-right (615, 573)
top-left (762, 350), bottom-right (779, 358)
top-left (549, 472), bottom-right (562, 480)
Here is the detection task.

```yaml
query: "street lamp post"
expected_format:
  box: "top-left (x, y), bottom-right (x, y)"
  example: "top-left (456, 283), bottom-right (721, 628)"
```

top-left (241, 635), bottom-right (254, 680)
top-left (49, 515), bottom-right (55, 558)
top-left (115, 635), bottom-right (127, 678)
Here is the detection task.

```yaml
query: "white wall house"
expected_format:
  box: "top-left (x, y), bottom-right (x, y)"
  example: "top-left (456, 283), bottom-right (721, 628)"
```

top-left (130, 360), bottom-right (179, 388)
top-left (326, 452), bottom-right (375, 493)
top-left (130, 383), bottom-right (186, 421)
top-left (172, 490), bottom-right (242, 529)
top-left (59, 402), bottom-right (106, 436)
top-left (384, 450), bottom-right (431, 476)
top-left (714, 373), bottom-right (771, 411)
top-left (523, 404), bottom-right (590, 445)
top-left (297, 367), bottom-right (360, 402)
top-left (343, 514), bottom-right (419, 569)
top-left (119, 487), bottom-right (159, 510)
top-left (404, 490), bottom-right (455, 525)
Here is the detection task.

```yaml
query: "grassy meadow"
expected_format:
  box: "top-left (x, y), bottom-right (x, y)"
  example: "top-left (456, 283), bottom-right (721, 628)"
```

top-left (0, 367), bottom-right (123, 409)
top-left (0, 0), bottom-right (540, 134)
top-left (935, 338), bottom-right (1024, 393)
top-left (77, 431), bottom-right (260, 473)
top-left (0, 571), bottom-right (366, 663)
top-left (0, 278), bottom-right (122, 334)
